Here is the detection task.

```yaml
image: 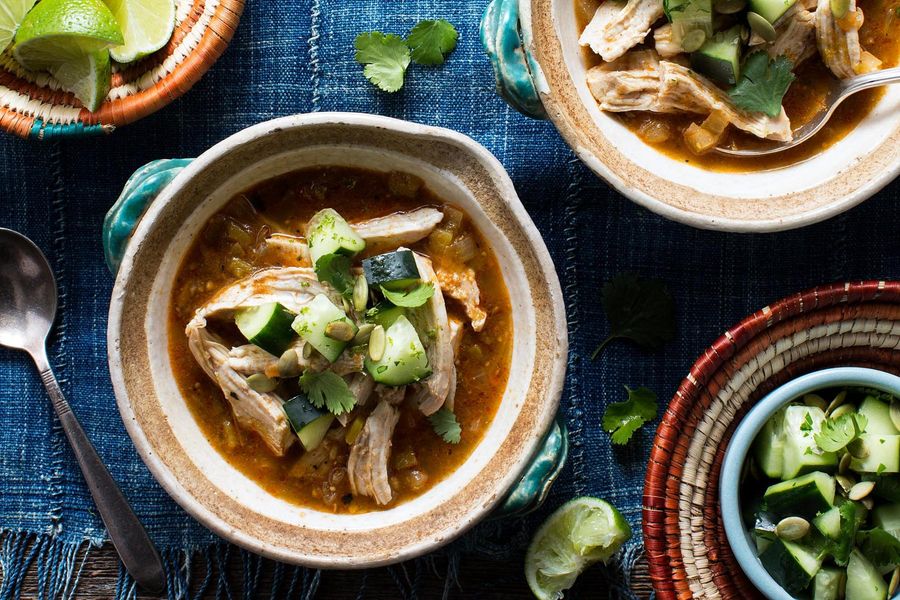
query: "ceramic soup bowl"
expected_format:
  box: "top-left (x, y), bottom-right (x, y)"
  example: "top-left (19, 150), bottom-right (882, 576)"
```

top-left (104, 113), bottom-right (568, 567)
top-left (481, 0), bottom-right (900, 232)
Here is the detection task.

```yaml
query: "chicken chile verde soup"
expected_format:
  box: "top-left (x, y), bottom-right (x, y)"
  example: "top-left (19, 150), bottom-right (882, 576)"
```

top-left (168, 167), bottom-right (512, 513)
top-left (576, 0), bottom-right (900, 170)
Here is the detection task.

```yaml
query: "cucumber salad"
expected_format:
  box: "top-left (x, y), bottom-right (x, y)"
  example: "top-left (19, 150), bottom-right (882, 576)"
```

top-left (746, 388), bottom-right (900, 599)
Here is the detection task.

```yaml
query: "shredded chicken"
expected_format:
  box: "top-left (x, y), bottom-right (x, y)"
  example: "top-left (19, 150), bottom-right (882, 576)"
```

top-left (331, 349), bottom-right (366, 375)
top-left (750, 3), bottom-right (818, 65)
top-left (227, 344), bottom-right (278, 376)
top-left (815, 0), bottom-right (879, 78)
top-left (348, 373), bottom-right (376, 408)
top-left (352, 208), bottom-right (444, 248)
top-left (375, 384), bottom-right (407, 405)
top-left (579, 0), bottom-right (665, 62)
top-left (653, 24), bottom-right (683, 59)
top-left (435, 266), bottom-right (487, 332)
top-left (347, 401), bottom-right (400, 505)
top-left (445, 318), bottom-right (465, 412)
top-left (262, 234), bottom-right (311, 266)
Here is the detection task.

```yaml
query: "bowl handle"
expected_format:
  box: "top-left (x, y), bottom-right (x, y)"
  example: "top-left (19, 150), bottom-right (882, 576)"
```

top-left (480, 0), bottom-right (548, 119)
top-left (495, 415), bottom-right (569, 518)
top-left (103, 159), bottom-right (194, 275)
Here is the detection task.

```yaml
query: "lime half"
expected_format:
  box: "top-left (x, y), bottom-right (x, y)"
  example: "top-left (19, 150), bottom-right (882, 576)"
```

top-left (103, 0), bottom-right (175, 64)
top-left (49, 49), bottom-right (111, 111)
top-left (0, 0), bottom-right (38, 53)
top-left (525, 497), bottom-right (632, 600)
top-left (13, 0), bottom-right (123, 71)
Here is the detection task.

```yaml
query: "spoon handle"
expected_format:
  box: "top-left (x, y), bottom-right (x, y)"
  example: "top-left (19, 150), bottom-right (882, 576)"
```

top-left (32, 350), bottom-right (166, 595)
top-left (842, 66), bottom-right (900, 97)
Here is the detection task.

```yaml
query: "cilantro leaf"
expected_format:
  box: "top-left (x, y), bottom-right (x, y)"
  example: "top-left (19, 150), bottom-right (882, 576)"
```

top-left (728, 53), bottom-right (796, 118)
top-left (354, 32), bottom-right (411, 93)
top-left (299, 370), bottom-right (356, 416)
top-left (407, 19), bottom-right (458, 65)
top-left (592, 273), bottom-right (676, 360)
top-left (315, 254), bottom-right (354, 297)
top-left (857, 528), bottom-right (900, 566)
top-left (814, 412), bottom-right (868, 452)
top-left (429, 407), bottom-right (461, 444)
top-left (381, 283), bottom-right (434, 308)
top-left (602, 386), bottom-right (658, 445)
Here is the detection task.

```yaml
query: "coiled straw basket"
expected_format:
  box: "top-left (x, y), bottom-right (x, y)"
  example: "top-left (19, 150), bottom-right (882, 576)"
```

top-left (0, 0), bottom-right (244, 140)
top-left (643, 280), bottom-right (900, 599)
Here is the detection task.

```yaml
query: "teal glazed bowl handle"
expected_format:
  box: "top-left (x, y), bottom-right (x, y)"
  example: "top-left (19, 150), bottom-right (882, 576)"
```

top-left (480, 0), bottom-right (548, 119)
top-left (101, 159), bottom-right (569, 516)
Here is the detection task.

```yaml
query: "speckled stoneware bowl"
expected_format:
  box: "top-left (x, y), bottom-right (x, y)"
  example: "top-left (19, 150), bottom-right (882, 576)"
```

top-left (481, 0), bottom-right (900, 232)
top-left (105, 113), bottom-right (568, 568)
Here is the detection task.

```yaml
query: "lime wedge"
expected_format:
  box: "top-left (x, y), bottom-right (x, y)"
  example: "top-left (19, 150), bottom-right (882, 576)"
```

top-left (0, 0), bottom-right (38, 53)
top-left (49, 49), bottom-right (111, 112)
top-left (13, 0), bottom-right (123, 71)
top-left (103, 0), bottom-right (175, 64)
top-left (525, 497), bottom-right (632, 600)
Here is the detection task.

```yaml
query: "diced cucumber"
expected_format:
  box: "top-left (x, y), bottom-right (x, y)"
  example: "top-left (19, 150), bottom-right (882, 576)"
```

top-left (813, 567), bottom-right (846, 600)
top-left (291, 294), bottom-right (357, 363)
top-left (282, 394), bottom-right (335, 451)
top-left (690, 25), bottom-right (743, 86)
top-left (306, 208), bottom-right (366, 266)
top-left (849, 434), bottom-right (900, 473)
top-left (754, 511), bottom-right (779, 540)
top-left (868, 474), bottom-right (900, 502)
top-left (666, 0), bottom-right (714, 51)
top-left (366, 302), bottom-right (406, 328)
top-left (859, 397), bottom-right (900, 436)
top-left (813, 506), bottom-right (842, 540)
top-left (748, 0), bottom-right (797, 23)
top-left (364, 314), bottom-right (430, 386)
top-left (873, 503), bottom-right (900, 541)
top-left (846, 550), bottom-right (888, 600)
top-left (759, 538), bottom-right (823, 595)
top-left (755, 407), bottom-right (787, 479)
top-left (235, 302), bottom-right (297, 356)
top-left (764, 472), bottom-right (835, 518)
top-left (362, 250), bottom-right (421, 291)
top-left (755, 533), bottom-right (774, 555)
top-left (782, 406), bottom-right (838, 479)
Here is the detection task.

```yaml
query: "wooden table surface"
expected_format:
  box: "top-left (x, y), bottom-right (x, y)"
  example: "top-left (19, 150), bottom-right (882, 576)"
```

top-left (11, 542), bottom-right (655, 598)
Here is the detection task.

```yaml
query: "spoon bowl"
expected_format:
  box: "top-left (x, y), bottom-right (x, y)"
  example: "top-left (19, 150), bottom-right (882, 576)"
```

top-left (716, 66), bottom-right (900, 157)
top-left (0, 229), bottom-right (57, 353)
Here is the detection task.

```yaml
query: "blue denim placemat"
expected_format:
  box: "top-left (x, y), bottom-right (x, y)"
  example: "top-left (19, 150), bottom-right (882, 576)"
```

top-left (1, 0), bottom-right (899, 597)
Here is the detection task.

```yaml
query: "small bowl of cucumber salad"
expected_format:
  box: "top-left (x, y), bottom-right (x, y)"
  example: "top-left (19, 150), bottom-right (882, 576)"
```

top-left (721, 367), bottom-right (900, 600)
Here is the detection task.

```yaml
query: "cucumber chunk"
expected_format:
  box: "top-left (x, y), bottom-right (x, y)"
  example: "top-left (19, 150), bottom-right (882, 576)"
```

top-left (306, 208), bottom-right (366, 266)
top-left (282, 394), bottom-right (335, 451)
top-left (366, 302), bottom-right (406, 328)
top-left (764, 471), bottom-right (835, 518)
top-left (850, 434), bottom-right (900, 473)
top-left (813, 506), bottom-right (842, 540)
top-left (812, 567), bottom-right (846, 600)
top-left (782, 406), bottom-right (838, 479)
top-left (759, 537), bottom-right (823, 595)
top-left (364, 314), bottom-right (430, 386)
top-left (755, 407), bottom-right (787, 479)
top-left (362, 250), bottom-right (421, 291)
top-left (846, 550), bottom-right (887, 600)
top-left (748, 0), bottom-right (796, 23)
top-left (859, 397), bottom-right (900, 436)
top-left (666, 0), bottom-right (714, 50)
top-left (235, 302), bottom-right (297, 356)
top-left (291, 294), bottom-right (357, 363)
top-left (873, 502), bottom-right (900, 541)
top-left (691, 25), bottom-right (743, 85)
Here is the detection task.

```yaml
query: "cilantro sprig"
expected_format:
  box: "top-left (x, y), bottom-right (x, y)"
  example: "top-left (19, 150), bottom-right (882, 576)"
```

top-left (429, 407), bottom-right (461, 444)
top-left (381, 283), bottom-right (434, 308)
top-left (729, 53), bottom-right (795, 118)
top-left (602, 386), bottom-right (658, 445)
top-left (355, 19), bottom-right (458, 92)
top-left (299, 370), bottom-right (357, 416)
top-left (592, 273), bottom-right (676, 360)
top-left (814, 412), bottom-right (868, 452)
top-left (315, 254), bottom-right (355, 297)
top-left (857, 527), bottom-right (900, 566)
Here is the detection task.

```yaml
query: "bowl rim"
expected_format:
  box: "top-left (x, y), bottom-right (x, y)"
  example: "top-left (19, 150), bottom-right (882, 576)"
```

top-left (720, 366), bottom-right (900, 600)
top-left (106, 111), bottom-right (569, 567)
top-left (522, 0), bottom-right (900, 232)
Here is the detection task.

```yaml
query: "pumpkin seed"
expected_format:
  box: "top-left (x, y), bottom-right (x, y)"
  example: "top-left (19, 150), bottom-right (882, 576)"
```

top-left (862, 497), bottom-right (875, 511)
top-left (747, 11), bottom-right (777, 42)
top-left (848, 438), bottom-right (870, 459)
top-left (848, 480), bottom-right (875, 501)
top-left (247, 373), bottom-right (278, 393)
top-left (341, 296), bottom-right (352, 314)
top-left (353, 275), bottom-right (369, 313)
top-left (276, 349), bottom-right (301, 378)
top-left (830, 403), bottom-right (856, 421)
top-left (369, 325), bottom-right (386, 362)
top-left (775, 516), bottom-right (810, 541)
top-left (839, 452), bottom-right (852, 474)
top-left (803, 393), bottom-right (828, 411)
top-left (826, 390), bottom-right (848, 416)
top-left (302, 342), bottom-right (313, 360)
top-left (325, 321), bottom-right (355, 342)
top-left (716, 0), bottom-right (747, 13)
top-left (830, 0), bottom-right (850, 18)
top-left (836, 474), bottom-right (856, 494)
top-left (353, 323), bottom-right (375, 345)
top-left (891, 399), bottom-right (900, 432)
top-left (681, 29), bottom-right (707, 52)
top-left (889, 566), bottom-right (900, 597)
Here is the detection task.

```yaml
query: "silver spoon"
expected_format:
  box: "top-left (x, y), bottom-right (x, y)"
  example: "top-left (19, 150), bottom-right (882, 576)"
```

top-left (0, 228), bottom-right (165, 594)
top-left (716, 66), bottom-right (900, 156)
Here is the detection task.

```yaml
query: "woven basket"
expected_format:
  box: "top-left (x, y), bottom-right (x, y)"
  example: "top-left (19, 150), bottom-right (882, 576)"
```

top-left (643, 281), bottom-right (900, 600)
top-left (0, 0), bottom-right (244, 140)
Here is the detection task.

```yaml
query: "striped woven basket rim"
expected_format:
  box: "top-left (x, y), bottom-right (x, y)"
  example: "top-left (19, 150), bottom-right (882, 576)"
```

top-left (642, 280), bottom-right (900, 600)
top-left (0, 0), bottom-right (244, 140)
